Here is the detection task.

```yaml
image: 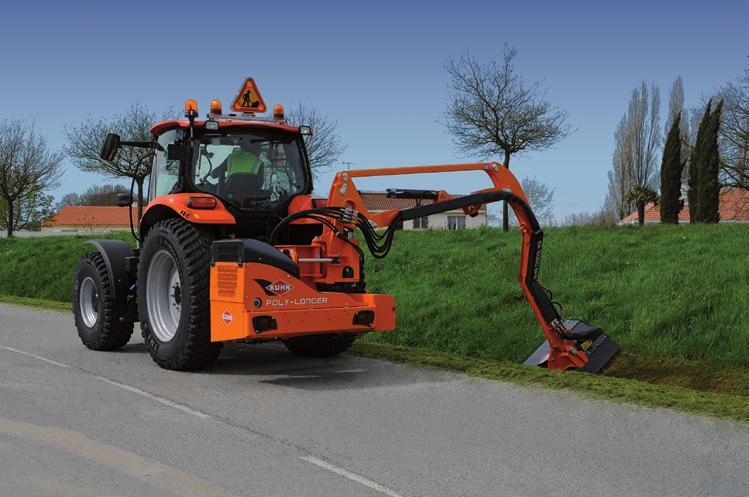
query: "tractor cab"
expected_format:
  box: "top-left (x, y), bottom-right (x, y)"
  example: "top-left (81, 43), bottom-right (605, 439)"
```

top-left (135, 92), bottom-right (316, 241)
top-left (149, 119), bottom-right (313, 215)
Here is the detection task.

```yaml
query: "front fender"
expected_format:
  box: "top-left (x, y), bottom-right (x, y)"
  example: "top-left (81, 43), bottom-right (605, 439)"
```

top-left (84, 240), bottom-right (134, 302)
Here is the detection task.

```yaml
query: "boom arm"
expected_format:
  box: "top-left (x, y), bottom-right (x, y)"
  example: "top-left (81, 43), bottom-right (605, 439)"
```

top-left (321, 162), bottom-right (590, 370)
top-left (276, 162), bottom-right (618, 372)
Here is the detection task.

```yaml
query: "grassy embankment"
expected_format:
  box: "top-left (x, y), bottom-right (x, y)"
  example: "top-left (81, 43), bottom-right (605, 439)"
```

top-left (0, 225), bottom-right (747, 421)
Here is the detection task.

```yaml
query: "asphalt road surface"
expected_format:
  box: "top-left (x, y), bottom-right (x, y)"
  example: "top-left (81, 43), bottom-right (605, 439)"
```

top-left (0, 302), bottom-right (746, 497)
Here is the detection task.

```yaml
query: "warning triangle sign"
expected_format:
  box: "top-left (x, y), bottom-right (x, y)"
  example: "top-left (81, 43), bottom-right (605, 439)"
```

top-left (231, 78), bottom-right (267, 113)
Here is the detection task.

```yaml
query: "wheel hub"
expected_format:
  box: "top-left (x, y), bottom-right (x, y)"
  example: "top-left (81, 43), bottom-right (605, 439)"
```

top-left (146, 250), bottom-right (182, 342)
top-left (79, 276), bottom-right (99, 328)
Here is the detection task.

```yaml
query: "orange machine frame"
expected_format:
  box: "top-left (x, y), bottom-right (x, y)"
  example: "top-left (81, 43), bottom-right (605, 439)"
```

top-left (209, 161), bottom-right (591, 371)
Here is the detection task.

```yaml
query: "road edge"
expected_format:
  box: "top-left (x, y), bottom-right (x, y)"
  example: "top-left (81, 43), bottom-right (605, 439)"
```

top-left (2, 295), bottom-right (747, 424)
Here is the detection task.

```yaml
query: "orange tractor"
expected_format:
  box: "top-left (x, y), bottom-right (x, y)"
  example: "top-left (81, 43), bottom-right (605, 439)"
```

top-left (72, 78), bottom-right (618, 372)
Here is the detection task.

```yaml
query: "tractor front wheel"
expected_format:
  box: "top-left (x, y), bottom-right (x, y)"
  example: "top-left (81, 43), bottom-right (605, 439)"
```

top-left (138, 218), bottom-right (222, 370)
top-left (283, 333), bottom-right (357, 358)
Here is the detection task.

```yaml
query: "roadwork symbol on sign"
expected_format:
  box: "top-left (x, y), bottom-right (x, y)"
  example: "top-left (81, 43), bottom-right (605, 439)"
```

top-left (232, 78), bottom-right (267, 113)
top-left (221, 309), bottom-right (234, 325)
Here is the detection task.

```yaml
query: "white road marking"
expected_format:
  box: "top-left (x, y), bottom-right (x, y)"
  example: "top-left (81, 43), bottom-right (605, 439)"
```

top-left (300, 455), bottom-right (407, 497)
top-left (94, 377), bottom-right (211, 419)
top-left (0, 345), bottom-right (72, 369)
top-left (0, 345), bottom-right (209, 419)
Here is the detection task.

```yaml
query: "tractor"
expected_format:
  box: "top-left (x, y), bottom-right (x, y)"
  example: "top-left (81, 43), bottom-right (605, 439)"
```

top-left (72, 78), bottom-right (618, 372)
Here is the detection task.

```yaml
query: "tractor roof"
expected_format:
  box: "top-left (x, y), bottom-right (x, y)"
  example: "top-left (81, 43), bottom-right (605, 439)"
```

top-left (150, 119), bottom-right (302, 137)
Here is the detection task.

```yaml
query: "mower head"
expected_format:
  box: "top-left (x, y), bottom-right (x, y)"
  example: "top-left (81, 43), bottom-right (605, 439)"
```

top-left (524, 319), bottom-right (620, 373)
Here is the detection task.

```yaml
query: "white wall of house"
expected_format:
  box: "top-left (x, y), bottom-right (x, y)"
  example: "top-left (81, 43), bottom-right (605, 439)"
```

top-left (369, 210), bottom-right (487, 230)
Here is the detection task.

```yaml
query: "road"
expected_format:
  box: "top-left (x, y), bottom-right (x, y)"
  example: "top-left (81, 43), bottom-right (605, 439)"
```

top-left (0, 303), bottom-right (746, 497)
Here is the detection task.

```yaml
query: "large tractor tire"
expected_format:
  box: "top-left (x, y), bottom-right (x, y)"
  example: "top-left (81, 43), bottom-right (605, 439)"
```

top-left (283, 333), bottom-right (357, 358)
top-left (73, 252), bottom-right (134, 350)
top-left (138, 218), bottom-right (222, 370)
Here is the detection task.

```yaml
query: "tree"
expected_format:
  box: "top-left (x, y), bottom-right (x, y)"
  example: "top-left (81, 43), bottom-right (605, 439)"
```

top-left (607, 82), bottom-right (662, 225)
top-left (697, 100), bottom-right (723, 223)
top-left (665, 77), bottom-right (690, 181)
top-left (627, 185), bottom-right (659, 225)
top-left (508, 176), bottom-right (555, 226)
top-left (718, 67), bottom-right (749, 189)
top-left (443, 45), bottom-right (571, 231)
top-left (55, 192), bottom-right (82, 211)
top-left (285, 102), bottom-right (346, 178)
top-left (607, 115), bottom-right (635, 220)
top-left (0, 191), bottom-right (55, 233)
top-left (688, 100), bottom-right (712, 221)
top-left (55, 183), bottom-right (131, 211)
top-left (0, 119), bottom-right (63, 237)
top-left (660, 113), bottom-right (685, 223)
top-left (64, 103), bottom-right (171, 221)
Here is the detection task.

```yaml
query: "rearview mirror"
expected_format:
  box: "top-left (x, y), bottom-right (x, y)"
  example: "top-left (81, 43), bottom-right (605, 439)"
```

top-left (100, 133), bottom-right (120, 161)
top-left (116, 192), bottom-right (133, 207)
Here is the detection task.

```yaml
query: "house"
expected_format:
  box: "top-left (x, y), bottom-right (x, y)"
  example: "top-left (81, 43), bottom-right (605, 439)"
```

top-left (43, 206), bottom-right (134, 233)
top-left (619, 188), bottom-right (749, 224)
top-left (359, 191), bottom-right (487, 230)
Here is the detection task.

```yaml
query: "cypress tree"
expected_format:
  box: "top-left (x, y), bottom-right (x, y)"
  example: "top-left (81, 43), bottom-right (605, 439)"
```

top-left (688, 100), bottom-right (712, 222)
top-left (660, 113), bottom-right (685, 223)
top-left (698, 100), bottom-right (723, 223)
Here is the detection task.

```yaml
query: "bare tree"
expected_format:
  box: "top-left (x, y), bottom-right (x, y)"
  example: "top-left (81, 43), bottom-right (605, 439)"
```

top-left (285, 102), bottom-right (347, 178)
top-left (64, 103), bottom-right (171, 220)
top-left (607, 82), bottom-right (662, 225)
top-left (718, 66), bottom-right (749, 189)
top-left (509, 176), bottom-right (555, 226)
top-left (0, 119), bottom-right (63, 237)
top-left (607, 115), bottom-right (635, 220)
top-left (443, 45), bottom-right (571, 231)
top-left (55, 192), bottom-right (82, 210)
top-left (563, 208), bottom-right (618, 226)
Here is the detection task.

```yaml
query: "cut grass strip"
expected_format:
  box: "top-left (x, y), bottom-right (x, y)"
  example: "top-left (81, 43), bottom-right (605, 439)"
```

top-left (350, 342), bottom-right (749, 423)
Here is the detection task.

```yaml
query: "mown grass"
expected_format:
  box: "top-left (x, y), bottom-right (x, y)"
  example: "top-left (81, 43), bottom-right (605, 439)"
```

top-left (0, 226), bottom-right (747, 420)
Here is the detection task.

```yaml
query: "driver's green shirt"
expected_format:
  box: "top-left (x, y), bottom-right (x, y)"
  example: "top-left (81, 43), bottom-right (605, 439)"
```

top-left (226, 148), bottom-right (262, 175)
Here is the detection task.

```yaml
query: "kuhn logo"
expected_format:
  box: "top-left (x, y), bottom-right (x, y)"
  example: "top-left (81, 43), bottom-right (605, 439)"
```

top-left (265, 280), bottom-right (294, 296)
top-left (221, 309), bottom-right (234, 325)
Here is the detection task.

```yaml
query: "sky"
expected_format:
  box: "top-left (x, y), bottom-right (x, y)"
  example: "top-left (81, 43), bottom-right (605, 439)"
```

top-left (1, 0), bottom-right (746, 220)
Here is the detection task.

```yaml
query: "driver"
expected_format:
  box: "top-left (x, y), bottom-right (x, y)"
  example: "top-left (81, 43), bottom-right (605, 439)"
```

top-left (225, 143), bottom-right (263, 177)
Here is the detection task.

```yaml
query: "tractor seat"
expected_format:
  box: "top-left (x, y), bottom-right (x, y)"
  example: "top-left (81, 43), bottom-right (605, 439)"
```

top-left (562, 319), bottom-right (603, 341)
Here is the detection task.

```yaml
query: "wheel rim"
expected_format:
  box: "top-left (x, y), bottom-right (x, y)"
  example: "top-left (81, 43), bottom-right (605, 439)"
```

top-left (146, 250), bottom-right (182, 342)
top-left (79, 276), bottom-right (99, 328)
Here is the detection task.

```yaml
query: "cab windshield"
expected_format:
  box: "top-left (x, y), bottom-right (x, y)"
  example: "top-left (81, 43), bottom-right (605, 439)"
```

top-left (192, 130), bottom-right (307, 209)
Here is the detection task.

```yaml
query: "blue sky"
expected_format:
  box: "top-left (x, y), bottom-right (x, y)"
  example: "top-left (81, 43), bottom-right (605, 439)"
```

top-left (1, 0), bottom-right (746, 218)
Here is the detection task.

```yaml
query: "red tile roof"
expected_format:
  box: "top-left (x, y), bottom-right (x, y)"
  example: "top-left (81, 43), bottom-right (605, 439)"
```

top-left (45, 206), bottom-right (135, 227)
top-left (359, 191), bottom-right (486, 212)
top-left (620, 188), bottom-right (749, 223)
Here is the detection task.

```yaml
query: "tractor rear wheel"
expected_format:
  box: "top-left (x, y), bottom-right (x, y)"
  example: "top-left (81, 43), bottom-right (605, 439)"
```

top-left (283, 333), bottom-right (357, 358)
top-left (138, 218), bottom-right (222, 370)
top-left (73, 252), bottom-right (134, 350)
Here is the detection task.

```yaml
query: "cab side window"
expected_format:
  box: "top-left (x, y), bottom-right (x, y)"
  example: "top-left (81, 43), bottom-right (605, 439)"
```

top-left (150, 130), bottom-right (180, 200)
